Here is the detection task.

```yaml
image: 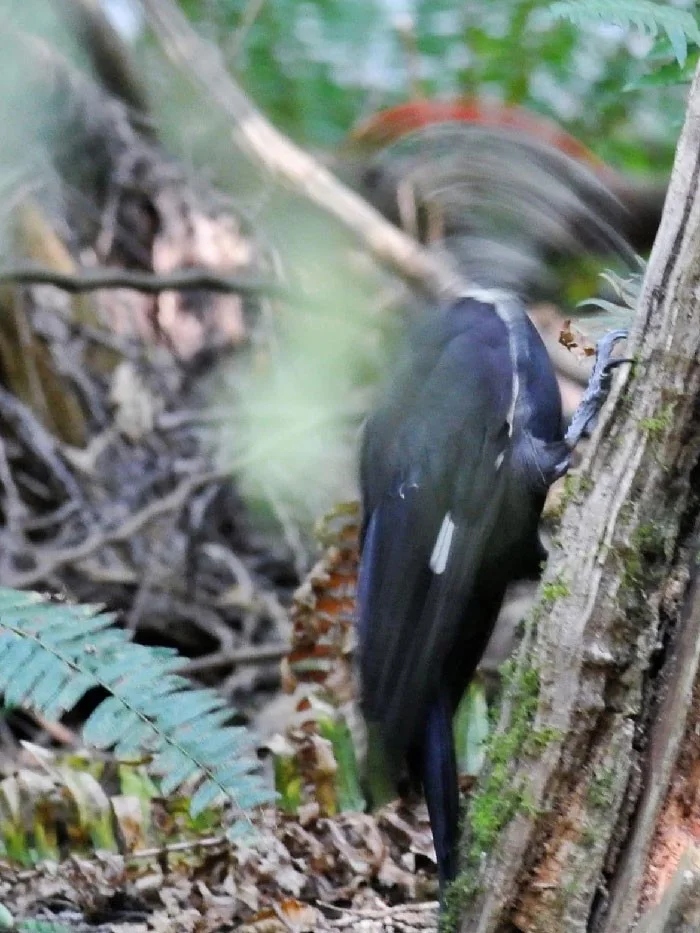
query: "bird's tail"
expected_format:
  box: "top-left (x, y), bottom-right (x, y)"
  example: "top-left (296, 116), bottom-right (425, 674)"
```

top-left (420, 693), bottom-right (460, 887)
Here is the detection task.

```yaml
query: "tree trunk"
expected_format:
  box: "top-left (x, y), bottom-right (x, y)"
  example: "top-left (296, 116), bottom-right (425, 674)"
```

top-left (452, 62), bottom-right (700, 933)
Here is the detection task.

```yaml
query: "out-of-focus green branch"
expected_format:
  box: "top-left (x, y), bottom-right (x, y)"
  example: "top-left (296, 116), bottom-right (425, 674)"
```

top-left (138, 0), bottom-right (469, 303)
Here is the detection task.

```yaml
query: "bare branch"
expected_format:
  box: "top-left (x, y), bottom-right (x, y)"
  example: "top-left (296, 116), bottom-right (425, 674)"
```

top-left (0, 264), bottom-right (281, 296)
top-left (180, 643), bottom-right (289, 675)
top-left (6, 470), bottom-right (228, 589)
top-left (228, 0), bottom-right (268, 62)
top-left (138, 0), bottom-right (469, 301)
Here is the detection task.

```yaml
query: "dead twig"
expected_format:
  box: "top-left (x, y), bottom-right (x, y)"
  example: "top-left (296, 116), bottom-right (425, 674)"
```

top-left (228, 0), bottom-right (268, 62)
top-left (139, 0), bottom-right (469, 301)
top-left (28, 711), bottom-right (81, 748)
top-left (128, 834), bottom-right (229, 861)
top-left (0, 386), bottom-right (84, 503)
top-left (323, 900), bottom-right (439, 930)
top-left (4, 469), bottom-right (228, 589)
top-left (0, 264), bottom-right (283, 296)
top-left (181, 643), bottom-right (289, 675)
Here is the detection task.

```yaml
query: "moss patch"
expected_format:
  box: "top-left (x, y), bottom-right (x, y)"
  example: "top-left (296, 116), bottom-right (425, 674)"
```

top-left (617, 521), bottom-right (669, 591)
top-left (541, 576), bottom-right (571, 608)
top-left (639, 405), bottom-right (674, 438)
top-left (587, 766), bottom-right (616, 810)
top-left (442, 658), bottom-right (548, 930)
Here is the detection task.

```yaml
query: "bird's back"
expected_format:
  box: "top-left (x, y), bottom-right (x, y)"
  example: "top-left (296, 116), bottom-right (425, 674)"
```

top-left (358, 296), bottom-right (564, 763)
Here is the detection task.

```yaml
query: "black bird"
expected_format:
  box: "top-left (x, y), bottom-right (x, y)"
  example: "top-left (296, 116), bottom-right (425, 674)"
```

top-left (356, 290), bottom-right (626, 887)
top-left (351, 114), bottom-right (635, 890)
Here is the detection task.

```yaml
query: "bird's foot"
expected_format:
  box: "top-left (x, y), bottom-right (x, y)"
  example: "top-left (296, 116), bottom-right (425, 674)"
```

top-left (565, 329), bottom-right (630, 448)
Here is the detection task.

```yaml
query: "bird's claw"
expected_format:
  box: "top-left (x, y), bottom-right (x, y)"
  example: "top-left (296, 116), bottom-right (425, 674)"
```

top-left (565, 329), bottom-right (629, 448)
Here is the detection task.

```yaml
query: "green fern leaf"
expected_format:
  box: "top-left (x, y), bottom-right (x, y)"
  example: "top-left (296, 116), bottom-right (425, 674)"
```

top-left (0, 588), bottom-right (273, 835)
top-left (158, 751), bottom-right (201, 795)
top-left (42, 672), bottom-right (100, 720)
top-left (550, 0), bottom-right (700, 65)
top-left (84, 698), bottom-right (143, 747)
top-left (150, 696), bottom-right (231, 732)
top-left (189, 778), bottom-right (228, 815)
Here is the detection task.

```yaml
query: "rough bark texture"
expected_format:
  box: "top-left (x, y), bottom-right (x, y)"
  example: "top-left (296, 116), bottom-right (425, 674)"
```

top-left (637, 847), bottom-right (700, 933)
top-left (452, 64), bottom-right (700, 933)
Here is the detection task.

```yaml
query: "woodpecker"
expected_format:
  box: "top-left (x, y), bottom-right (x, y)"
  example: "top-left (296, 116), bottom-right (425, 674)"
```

top-left (352, 105), bottom-right (635, 889)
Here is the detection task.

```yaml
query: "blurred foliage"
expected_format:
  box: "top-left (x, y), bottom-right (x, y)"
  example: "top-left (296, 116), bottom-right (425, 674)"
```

top-left (173, 0), bottom-right (695, 174)
top-left (0, 743), bottom-right (233, 866)
top-left (108, 0), bottom-right (695, 520)
top-left (214, 207), bottom-right (391, 521)
top-left (454, 680), bottom-right (490, 779)
top-left (550, 1), bottom-right (700, 66)
top-left (177, 0), bottom-right (394, 146)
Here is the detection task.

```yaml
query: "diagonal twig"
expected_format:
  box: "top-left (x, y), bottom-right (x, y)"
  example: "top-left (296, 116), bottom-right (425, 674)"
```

top-left (138, 0), bottom-right (469, 301)
top-left (0, 264), bottom-right (283, 296)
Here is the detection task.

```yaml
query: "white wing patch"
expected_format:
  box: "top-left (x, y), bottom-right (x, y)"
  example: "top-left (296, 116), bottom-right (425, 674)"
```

top-left (495, 451), bottom-right (505, 470)
top-left (430, 512), bottom-right (455, 575)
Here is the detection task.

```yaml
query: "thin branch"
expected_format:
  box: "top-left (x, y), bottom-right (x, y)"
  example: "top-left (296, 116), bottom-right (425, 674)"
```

top-left (324, 901), bottom-right (439, 930)
top-left (5, 469), bottom-right (228, 589)
top-left (138, 0), bottom-right (469, 301)
top-left (181, 643), bottom-right (289, 675)
top-left (228, 0), bottom-right (268, 62)
top-left (0, 264), bottom-right (283, 296)
top-left (0, 386), bottom-right (84, 504)
top-left (128, 833), bottom-right (229, 861)
top-left (4, 410), bottom-right (343, 590)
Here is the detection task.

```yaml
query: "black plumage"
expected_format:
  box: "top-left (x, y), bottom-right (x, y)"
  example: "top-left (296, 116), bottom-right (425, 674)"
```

top-left (357, 294), bottom-right (570, 886)
top-left (353, 115), bottom-right (634, 891)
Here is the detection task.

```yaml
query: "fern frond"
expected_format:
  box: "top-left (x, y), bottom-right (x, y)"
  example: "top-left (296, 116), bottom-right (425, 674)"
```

top-left (0, 588), bottom-right (273, 833)
top-left (550, 0), bottom-right (700, 65)
top-left (578, 263), bottom-right (644, 319)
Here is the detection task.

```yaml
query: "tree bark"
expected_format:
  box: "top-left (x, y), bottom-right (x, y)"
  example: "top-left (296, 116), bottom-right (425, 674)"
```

top-left (452, 63), bottom-right (700, 933)
top-left (637, 848), bottom-right (700, 933)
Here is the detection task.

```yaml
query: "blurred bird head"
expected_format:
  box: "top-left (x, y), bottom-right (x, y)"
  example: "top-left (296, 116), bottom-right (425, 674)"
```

top-left (355, 121), bottom-right (637, 300)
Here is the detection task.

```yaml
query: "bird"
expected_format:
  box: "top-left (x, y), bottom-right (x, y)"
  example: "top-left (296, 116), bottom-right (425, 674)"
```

top-left (346, 98), bottom-right (665, 268)
top-left (352, 103), bottom-right (636, 891)
top-left (357, 290), bottom-right (626, 885)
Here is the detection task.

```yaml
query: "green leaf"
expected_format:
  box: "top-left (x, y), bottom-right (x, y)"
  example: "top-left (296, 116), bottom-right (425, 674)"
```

top-left (0, 588), bottom-right (272, 839)
top-left (454, 680), bottom-right (490, 777)
top-left (317, 716), bottom-right (365, 813)
top-left (0, 904), bottom-right (13, 929)
top-left (549, 0), bottom-right (700, 66)
top-left (273, 753), bottom-right (303, 815)
top-left (625, 57), bottom-right (696, 90)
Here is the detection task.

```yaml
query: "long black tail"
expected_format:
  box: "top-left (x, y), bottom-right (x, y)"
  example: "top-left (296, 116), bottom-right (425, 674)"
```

top-left (420, 692), bottom-right (460, 888)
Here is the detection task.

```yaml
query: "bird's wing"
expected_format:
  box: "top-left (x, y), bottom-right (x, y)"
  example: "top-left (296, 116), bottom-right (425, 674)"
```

top-left (358, 307), bottom-right (514, 757)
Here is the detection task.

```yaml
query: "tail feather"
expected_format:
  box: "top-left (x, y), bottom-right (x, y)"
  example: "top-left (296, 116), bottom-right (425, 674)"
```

top-left (421, 692), bottom-right (460, 887)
